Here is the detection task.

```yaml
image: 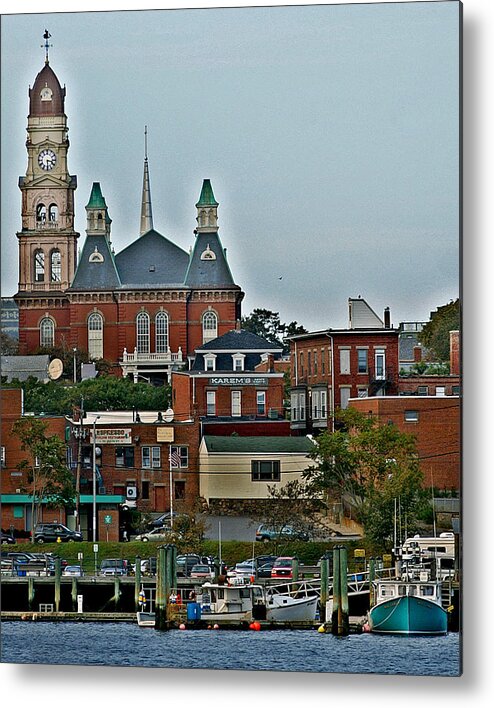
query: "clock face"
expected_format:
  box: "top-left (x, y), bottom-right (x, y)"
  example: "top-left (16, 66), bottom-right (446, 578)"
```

top-left (38, 149), bottom-right (57, 171)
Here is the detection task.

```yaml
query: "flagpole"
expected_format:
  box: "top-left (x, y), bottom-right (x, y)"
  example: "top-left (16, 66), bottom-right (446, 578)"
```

top-left (169, 447), bottom-right (174, 529)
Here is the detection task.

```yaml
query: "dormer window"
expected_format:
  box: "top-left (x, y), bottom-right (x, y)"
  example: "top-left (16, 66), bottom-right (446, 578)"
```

top-left (89, 246), bottom-right (104, 263)
top-left (40, 85), bottom-right (53, 101)
top-left (200, 244), bottom-right (216, 260)
top-left (232, 353), bottom-right (245, 372)
top-left (204, 353), bottom-right (217, 372)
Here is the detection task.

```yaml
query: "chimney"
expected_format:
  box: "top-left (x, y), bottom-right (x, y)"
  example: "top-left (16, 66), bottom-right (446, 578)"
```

top-left (413, 346), bottom-right (423, 363)
top-left (384, 307), bottom-right (391, 329)
top-left (449, 330), bottom-right (460, 376)
top-left (235, 319), bottom-right (241, 331)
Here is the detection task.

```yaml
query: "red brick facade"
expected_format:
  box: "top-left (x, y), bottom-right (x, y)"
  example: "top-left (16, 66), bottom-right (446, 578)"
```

top-left (349, 396), bottom-right (460, 490)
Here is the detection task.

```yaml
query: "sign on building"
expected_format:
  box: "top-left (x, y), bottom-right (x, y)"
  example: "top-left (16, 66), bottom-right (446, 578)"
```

top-left (90, 429), bottom-right (132, 445)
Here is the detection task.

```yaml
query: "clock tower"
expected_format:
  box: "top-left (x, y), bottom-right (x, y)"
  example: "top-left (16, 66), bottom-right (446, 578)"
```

top-left (16, 32), bottom-right (78, 296)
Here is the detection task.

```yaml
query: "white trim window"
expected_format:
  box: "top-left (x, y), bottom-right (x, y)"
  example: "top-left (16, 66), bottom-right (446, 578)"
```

top-left (256, 391), bottom-right (266, 416)
top-left (88, 312), bottom-right (103, 359)
top-left (340, 387), bottom-right (351, 409)
top-left (357, 348), bottom-right (368, 374)
top-left (40, 317), bottom-right (54, 348)
top-left (50, 250), bottom-right (62, 282)
top-left (375, 349), bottom-right (386, 380)
top-left (206, 390), bottom-right (216, 416)
top-left (34, 249), bottom-right (45, 282)
top-left (231, 390), bottom-right (242, 417)
top-left (1, 446), bottom-right (5, 468)
top-left (202, 311), bottom-right (218, 343)
top-left (136, 311), bottom-right (150, 353)
top-left (320, 389), bottom-right (327, 418)
top-left (142, 446), bottom-right (161, 469)
top-left (170, 446), bottom-right (188, 469)
top-left (312, 390), bottom-right (320, 419)
top-left (155, 311), bottom-right (169, 353)
top-left (404, 410), bottom-right (419, 422)
top-left (251, 460), bottom-right (281, 482)
top-left (204, 354), bottom-right (216, 371)
top-left (232, 353), bottom-right (245, 372)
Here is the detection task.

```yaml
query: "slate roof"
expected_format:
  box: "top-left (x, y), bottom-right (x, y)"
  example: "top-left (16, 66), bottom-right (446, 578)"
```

top-left (1, 355), bottom-right (50, 382)
top-left (196, 329), bottom-right (282, 352)
top-left (70, 234), bottom-right (121, 290)
top-left (184, 232), bottom-right (237, 288)
top-left (202, 435), bottom-right (314, 454)
top-left (115, 229), bottom-right (189, 287)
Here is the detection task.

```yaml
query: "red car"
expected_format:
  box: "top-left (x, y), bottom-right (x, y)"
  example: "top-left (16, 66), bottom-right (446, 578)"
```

top-left (270, 557), bottom-right (295, 579)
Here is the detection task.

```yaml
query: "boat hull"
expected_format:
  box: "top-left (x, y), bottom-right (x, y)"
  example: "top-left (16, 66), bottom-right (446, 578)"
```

top-left (136, 611), bottom-right (156, 627)
top-left (368, 596), bottom-right (447, 635)
top-left (266, 594), bottom-right (318, 622)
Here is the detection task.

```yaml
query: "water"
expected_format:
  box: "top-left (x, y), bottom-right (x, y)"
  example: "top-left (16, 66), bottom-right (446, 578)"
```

top-left (0, 622), bottom-right (461, 676)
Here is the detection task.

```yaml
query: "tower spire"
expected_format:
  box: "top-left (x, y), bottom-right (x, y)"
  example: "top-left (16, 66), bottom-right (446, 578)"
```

top-left (140, 125), bottom-right (154, 236)
top-left (42, 30), bottom-right (52, 65)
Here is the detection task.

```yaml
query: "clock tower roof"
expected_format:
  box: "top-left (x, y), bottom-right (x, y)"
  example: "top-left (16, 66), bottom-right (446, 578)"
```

top-left (29, 63), bottom-right (66, 117)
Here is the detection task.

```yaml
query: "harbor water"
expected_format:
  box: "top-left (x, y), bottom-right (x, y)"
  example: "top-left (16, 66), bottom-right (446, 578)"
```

top-left (0, 622), bottom-right (461, 676)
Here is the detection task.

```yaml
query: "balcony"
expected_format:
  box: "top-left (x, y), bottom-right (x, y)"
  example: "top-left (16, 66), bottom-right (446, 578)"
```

top-left (119, 346), bottom-right (184, 381)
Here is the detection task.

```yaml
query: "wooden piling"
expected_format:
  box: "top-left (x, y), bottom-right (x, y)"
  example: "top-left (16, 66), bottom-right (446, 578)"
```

top-left (27, 577), bottom-right (35, 610)
top-left (114, 577), bottom-right (121, 610)
top-left (134, 556), bottom-right (141, 611)
top-left (71, 578), bottom-right (78, 610)
top-left (369, 558), bottom-right (375, 608)
top-left (320, 558), bottom-right (329, 622)
top-left (331, 547), bottom-right (340, 635)
top-left (54, 557), bottom-right (61, 612)
top-left (155, 546), bottom-right (168, 630)
top-left (292, 557), bottom-right (299, 582)
top-left (339, 546), bottom-right (349, 636)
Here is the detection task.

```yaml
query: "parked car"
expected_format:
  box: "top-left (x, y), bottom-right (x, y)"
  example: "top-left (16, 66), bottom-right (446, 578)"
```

top-left (149, 511), bottom-right (184, 528)
top-left (1, 531), bottom-right (16, 545)
top-left (134, 526), bottom-right (173, 542)
top-left (255, 524), bottom-right (309, 542)
top-left (34, 524), bottom-right (83, 544)
top-left (176, 554), bottom-right (203, 577)
top-left (228, 562), bottom-right (256, 579)
top-left (189, 563), bottom-right (215, 580)
top-left (63, 565), bottom-right (84, 577)
top-left (271, 556), bottom-right (296, 579)
top-left (257, 560), bottom-right (276, 578)
top-left (100, 559), bottom-right (130, 576)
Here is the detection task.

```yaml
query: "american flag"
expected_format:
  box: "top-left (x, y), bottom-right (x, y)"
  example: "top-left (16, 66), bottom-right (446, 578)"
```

top-left (169, 449), bottom-right (182, 468)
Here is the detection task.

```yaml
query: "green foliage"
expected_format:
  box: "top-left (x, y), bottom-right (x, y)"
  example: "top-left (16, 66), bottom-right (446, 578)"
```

top-left (303, 408), bottom-right (424, 546)
top-left (420, 299), bottom-right (460, 362)
top-left (5, 375), bottom-right (170, 415)
top-left (0, 331), bottom-right (19, 355)
top-left (12, 417), bottom-right (76, 533)
top-left (241, 308), bottom-right (307, 352)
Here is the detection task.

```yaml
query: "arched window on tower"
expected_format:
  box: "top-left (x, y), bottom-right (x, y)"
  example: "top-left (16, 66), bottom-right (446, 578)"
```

top-left (48, 204), bottom-right (58, 223)
top-left (155, 311), bottom-right (169, 353)
top-left (136, 311), bottom-right (150, 353)
top-left (50, 250), bottom-right (62, 283)
top-left (40, 317), bottom-right (54, 348)
top-left (202, 311), bottom-right (218, 344)
top-left (36, 204), bottom-right (47, 226)
top-left (34, 249), bottom-right (45, 282)
top-left (88, 312), bottom-right (104, 360)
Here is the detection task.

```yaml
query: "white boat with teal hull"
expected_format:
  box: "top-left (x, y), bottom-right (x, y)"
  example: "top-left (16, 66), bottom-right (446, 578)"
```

top-left (368, 570), bottom-right (447, 635)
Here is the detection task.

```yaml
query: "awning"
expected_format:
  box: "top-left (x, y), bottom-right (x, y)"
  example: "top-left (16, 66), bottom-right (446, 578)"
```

top-left (1, 494), bottom-right (126, 505)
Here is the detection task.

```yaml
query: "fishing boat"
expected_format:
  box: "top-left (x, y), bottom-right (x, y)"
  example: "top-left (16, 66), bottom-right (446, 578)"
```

top-left (368, 558), bottom-right (447, 635)
top-left (265, 580), bottom-right (319, 622)
top-left (136, 610), bottom-right (156, 627)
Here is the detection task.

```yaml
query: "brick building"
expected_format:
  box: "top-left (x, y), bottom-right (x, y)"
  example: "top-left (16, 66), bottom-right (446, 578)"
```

top-left (288, 297), bottom-right (399, 434)
top-left (13, 48), bottom-right (243, 383)
top-left (67, 411), bottom-right (201, 540)
top-left (172, 328), bottom-right (288, 436)
top-left (0, 388), bottom-right (71, 535)
top-left (349, 395), bottom-right (460, 490)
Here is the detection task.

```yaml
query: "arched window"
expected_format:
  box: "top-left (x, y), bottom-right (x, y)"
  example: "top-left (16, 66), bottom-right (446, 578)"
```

top-left (136, 311), bottom-right (150, 353)
top-left (50, 250), bottom-right (62, 282)
top-left (48, 204), bottom-right (58, 223)
top-left (34, 249), bottom-right (45, 282)
top-left (155, 311), bottom-right (169, 353)
top-left (88, 312), bottom-right (104, 359)
top-left (202, 311), bottom-right (218, 343)
top-left (40, 317), bottom-right (54, 348)
top-left (36, 204), bottom-right (47, 225)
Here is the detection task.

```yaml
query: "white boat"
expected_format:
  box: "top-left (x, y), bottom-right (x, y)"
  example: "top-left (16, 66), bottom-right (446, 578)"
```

top-left (136, 611), bottom-right (156, 627)
top-left (265, 580), bottom-right (319, 623)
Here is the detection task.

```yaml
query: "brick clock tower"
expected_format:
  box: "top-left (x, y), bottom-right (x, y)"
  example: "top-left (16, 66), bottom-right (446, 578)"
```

top-left (15, 32), bottom-right (78, 353)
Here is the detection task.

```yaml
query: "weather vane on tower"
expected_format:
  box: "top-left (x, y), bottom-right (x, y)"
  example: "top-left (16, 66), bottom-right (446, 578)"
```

top-left (42, 30), bottom-right (52, 64)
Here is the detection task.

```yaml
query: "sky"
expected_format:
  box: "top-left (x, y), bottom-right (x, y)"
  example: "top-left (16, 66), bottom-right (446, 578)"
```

top-left (0, 1), bottom-right (460, 332)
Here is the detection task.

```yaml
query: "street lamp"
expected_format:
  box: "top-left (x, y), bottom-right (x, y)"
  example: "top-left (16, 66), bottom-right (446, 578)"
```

top-left (73, 348), bottom-right (77, 384)
top-left (92, 415), bottom-right (101, 542)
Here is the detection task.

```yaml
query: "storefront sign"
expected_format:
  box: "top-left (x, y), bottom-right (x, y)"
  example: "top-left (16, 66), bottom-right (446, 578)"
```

top-left (209, 376), bottom-right (269, 386)
top-left (156, 427), bottom-right (174, 442)
top-left (90, 428), bottom-right (132, 445)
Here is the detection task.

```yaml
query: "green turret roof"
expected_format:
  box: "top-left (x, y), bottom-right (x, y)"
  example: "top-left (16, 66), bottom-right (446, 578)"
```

top-left (196, 179), bottom-right (218, 207)
top-left (86, 182), bottom-right (107, 209)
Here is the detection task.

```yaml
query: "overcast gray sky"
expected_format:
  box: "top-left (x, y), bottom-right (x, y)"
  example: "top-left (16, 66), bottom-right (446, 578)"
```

top-left (1, 1), bottom-right (460, 331)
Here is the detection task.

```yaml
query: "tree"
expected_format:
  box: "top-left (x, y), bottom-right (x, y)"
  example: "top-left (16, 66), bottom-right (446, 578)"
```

top-left (420, 299), bottom-right (460, 362)
top-left (241, 308), bottom-right (307, 352)
top-left (303, 409), bottom-right (424, 548)
top-left (12, 417), bottom-right (76, 536)
top-left (0, 331), bottom-right (19, 355)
